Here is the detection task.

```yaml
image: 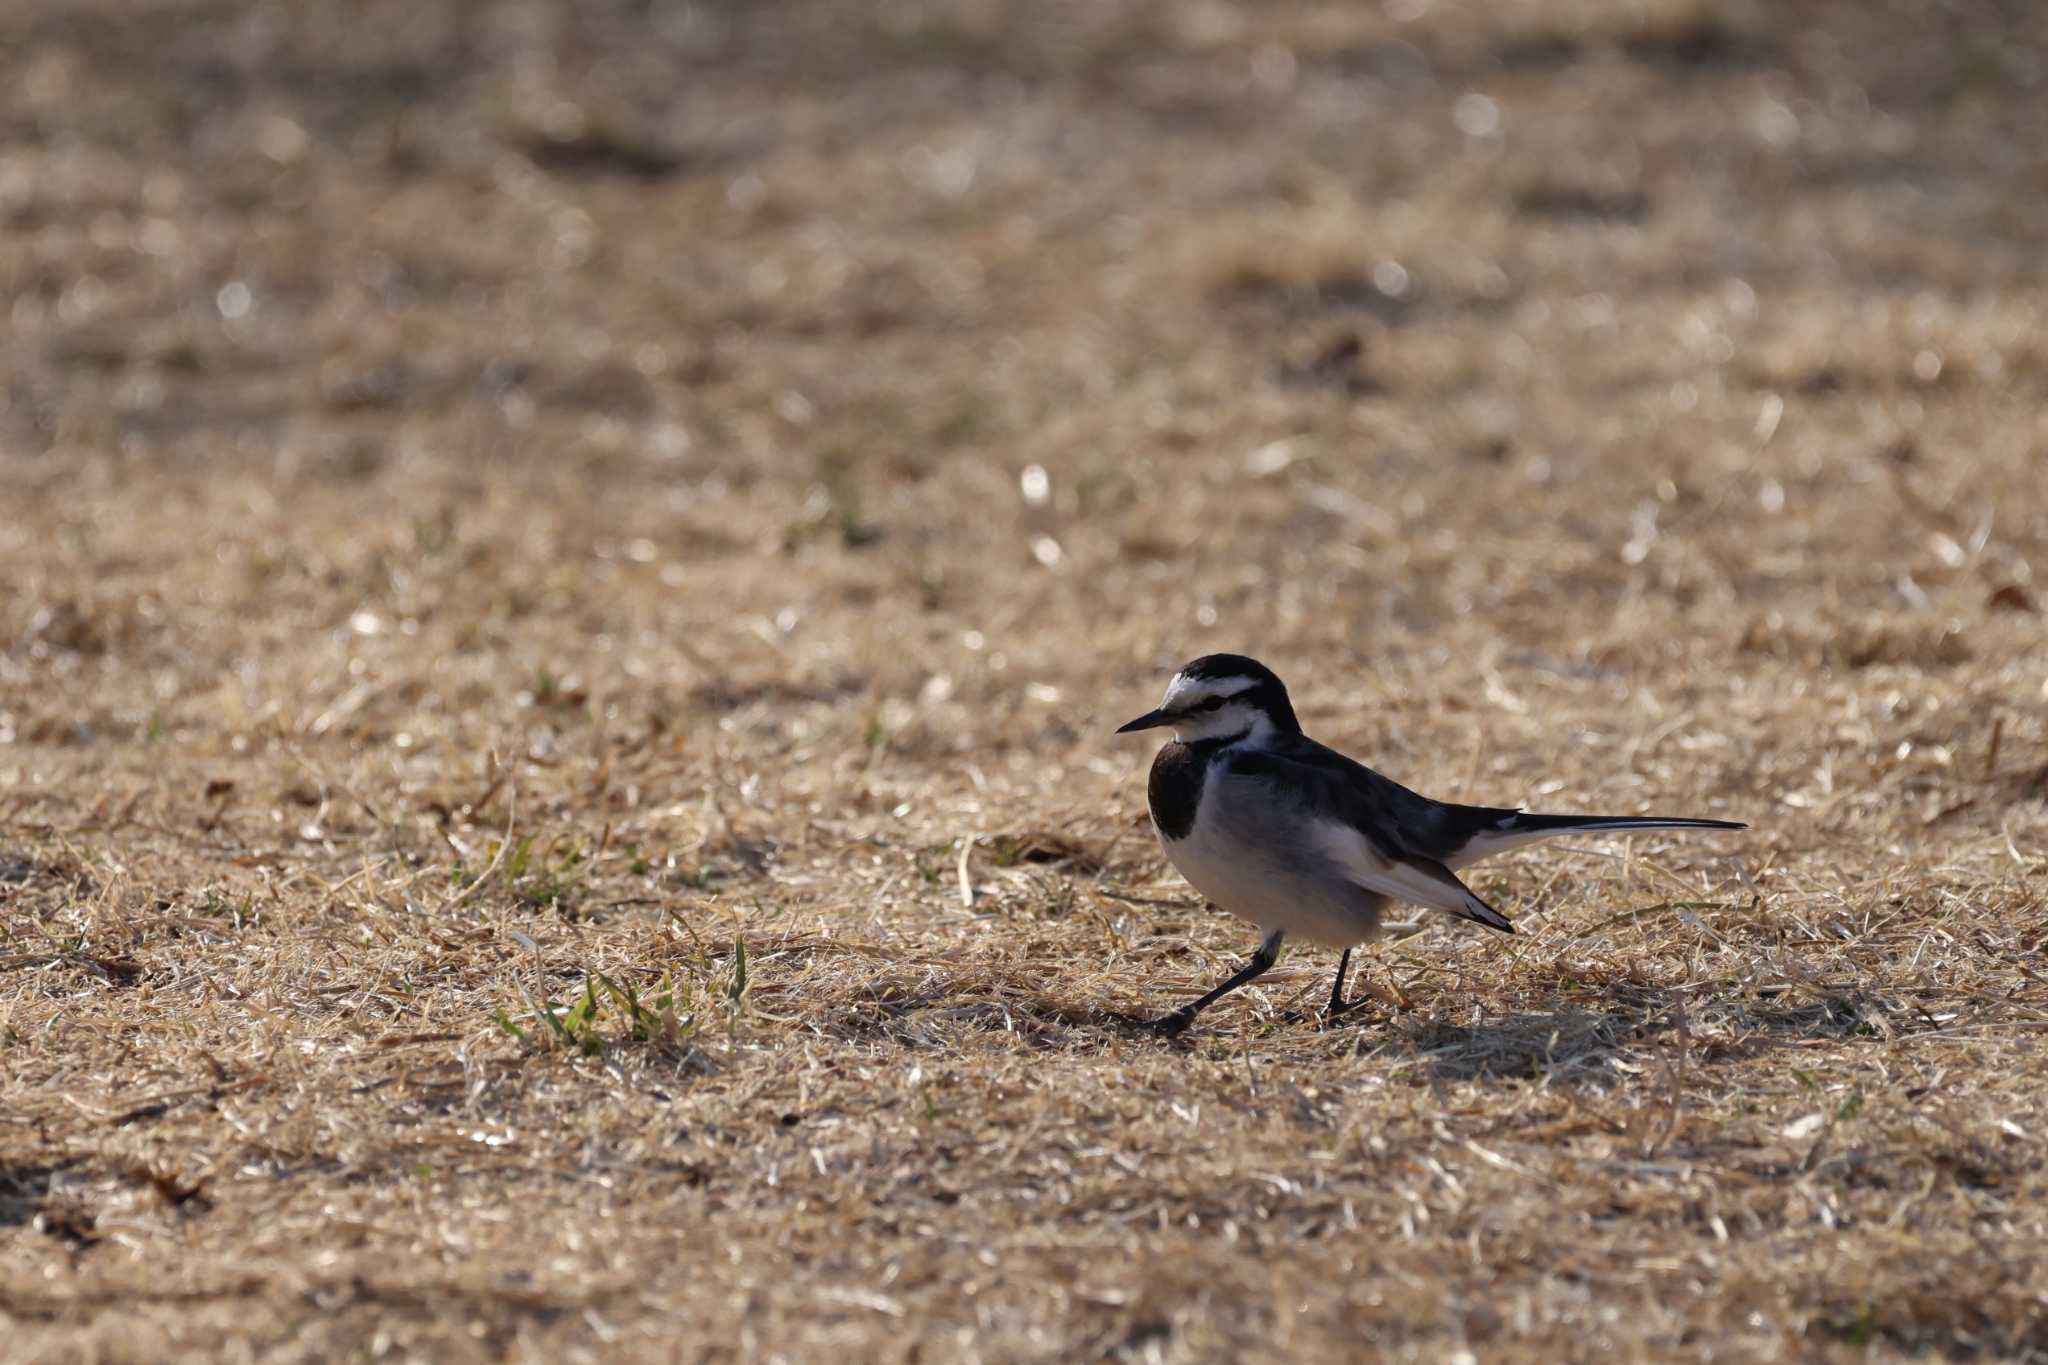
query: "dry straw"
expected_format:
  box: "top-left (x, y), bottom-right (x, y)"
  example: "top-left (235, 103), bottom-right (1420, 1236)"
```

top-left (5, 0), bottom-right (2048, 1359)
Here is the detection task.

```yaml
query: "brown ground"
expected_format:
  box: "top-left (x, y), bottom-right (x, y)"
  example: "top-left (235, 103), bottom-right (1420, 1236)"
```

top-left (5, 0), bottom-right (2048, 1360)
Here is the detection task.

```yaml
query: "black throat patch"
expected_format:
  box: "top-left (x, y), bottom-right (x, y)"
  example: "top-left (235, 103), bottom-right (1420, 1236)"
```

top-left (1146, 733), bottom-right (1242, 840)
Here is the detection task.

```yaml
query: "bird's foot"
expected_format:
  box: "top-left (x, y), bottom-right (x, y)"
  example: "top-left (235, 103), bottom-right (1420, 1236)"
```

top-left (1103, 1009), bottom-right (1195, 1040)
top-left (1142, 1009), bottom-right (1196, 1040)
top-left (1320, 995), bottom-right (1372, 1028)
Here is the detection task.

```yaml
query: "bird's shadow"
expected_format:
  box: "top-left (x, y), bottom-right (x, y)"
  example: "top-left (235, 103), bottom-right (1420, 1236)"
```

top-left (1356, 984), bottom-right (1882, 1086)
top-left (809, 965), bottom-right (1884, 1080)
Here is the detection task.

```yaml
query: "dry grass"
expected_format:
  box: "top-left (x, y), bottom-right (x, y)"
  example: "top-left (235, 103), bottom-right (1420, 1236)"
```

top-left (5, 0), bottom-right (2048, 1360)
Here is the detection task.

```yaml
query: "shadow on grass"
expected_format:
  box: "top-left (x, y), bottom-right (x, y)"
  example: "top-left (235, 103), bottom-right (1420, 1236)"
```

top-left (0, 1160), bottom-right (101, 1250)
top-left (811, 965), bottom-right (1888, 1077)
top-left (0, 1163), bottom-right (57, 1227)
top-left (1375, 985), bottom-right (1884, 1086)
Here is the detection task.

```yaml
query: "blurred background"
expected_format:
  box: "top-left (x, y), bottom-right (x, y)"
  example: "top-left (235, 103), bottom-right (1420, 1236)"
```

top-left (4, 0), bottom-right (2045, 849)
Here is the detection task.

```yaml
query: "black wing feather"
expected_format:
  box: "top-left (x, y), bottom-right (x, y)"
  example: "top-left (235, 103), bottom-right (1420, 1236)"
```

top-left (1225, 734), bottom-right (1513, 864)
top-left (1223, 738), bottom-right (1516, 932)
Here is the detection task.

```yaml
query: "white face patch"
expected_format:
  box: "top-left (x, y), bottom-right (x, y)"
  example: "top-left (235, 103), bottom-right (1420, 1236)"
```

top-left (1159, 673), bottom-right (1267, 743)
top-left (1161, 672), bottom-right (1255, 712)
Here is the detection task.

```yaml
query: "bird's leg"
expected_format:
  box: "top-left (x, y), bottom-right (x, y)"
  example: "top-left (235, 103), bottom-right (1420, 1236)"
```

top-left (1326, 947), bottom-right (1353, 1019)
top-left (1149, 931), bottom-right (1284, 1039)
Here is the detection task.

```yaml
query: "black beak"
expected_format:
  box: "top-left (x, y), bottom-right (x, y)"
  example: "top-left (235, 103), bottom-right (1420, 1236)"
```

top-left (1115, 708), bottom-right (1173, 734)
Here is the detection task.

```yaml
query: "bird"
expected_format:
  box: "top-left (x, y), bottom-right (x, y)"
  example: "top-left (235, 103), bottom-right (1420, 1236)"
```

top-left (1115, 654), bottom-right (1745, 1038)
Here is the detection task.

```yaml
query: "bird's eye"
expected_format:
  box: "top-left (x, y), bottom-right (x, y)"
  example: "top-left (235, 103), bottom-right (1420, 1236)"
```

top-left (1201, 696), bottom-right (1227, 711)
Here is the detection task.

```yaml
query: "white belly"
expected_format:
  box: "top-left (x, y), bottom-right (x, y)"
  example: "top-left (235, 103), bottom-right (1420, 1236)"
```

top-left (1155, 796), bottom-right (1384, 948)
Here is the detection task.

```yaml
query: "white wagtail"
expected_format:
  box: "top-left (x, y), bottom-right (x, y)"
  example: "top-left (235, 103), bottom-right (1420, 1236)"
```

top-left (1116, 654), bottom-right (1746, 1037)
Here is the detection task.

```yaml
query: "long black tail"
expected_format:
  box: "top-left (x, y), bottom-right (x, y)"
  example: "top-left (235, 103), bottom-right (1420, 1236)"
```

top-left (1505, 814), bottom-right (1747, 836)
top-left (1453, 812), bottom-right (1746, 866)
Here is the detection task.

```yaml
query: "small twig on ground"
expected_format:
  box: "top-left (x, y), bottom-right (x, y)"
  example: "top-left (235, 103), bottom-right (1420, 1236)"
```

top-left (446, 763), bottom-right (517, 912)
top-left (283, 745), bottom-right (389, 831)
top-left (956, 832), bottom-right (977, 908)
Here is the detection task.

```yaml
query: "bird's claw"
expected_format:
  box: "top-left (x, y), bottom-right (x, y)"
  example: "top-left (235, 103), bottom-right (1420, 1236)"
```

top-left (1103, 1010), bottom-right (1194, 1040)
top-left (1143, 1010), bottom-right (1195, 1040)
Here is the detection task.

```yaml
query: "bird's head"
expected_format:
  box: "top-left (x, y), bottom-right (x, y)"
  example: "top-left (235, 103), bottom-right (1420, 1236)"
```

top-left (1115, 653), bottom-right (1302, 743)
